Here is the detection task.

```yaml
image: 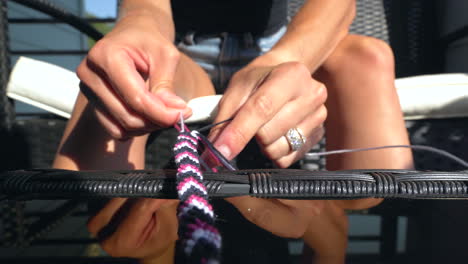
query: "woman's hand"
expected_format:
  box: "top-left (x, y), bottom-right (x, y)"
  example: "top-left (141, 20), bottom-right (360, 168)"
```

top-left (209, 55), bottom-right (327, 168)
top-left (87, 198), bottom-right (179, 261)
top-left (77, 13), bottom-right (191, 140)
top-left (206, 55), bottom-right (328, 238)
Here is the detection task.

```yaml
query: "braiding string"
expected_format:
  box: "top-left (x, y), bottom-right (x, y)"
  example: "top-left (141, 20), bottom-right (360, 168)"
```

top-left (173, 129), bottom-right (222, 263)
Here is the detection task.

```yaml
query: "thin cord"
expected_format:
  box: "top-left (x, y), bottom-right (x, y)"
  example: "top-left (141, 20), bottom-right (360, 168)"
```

top-left (307, 144), bottom-right (468, 168)
top-left (192, 131), bottom-right (237, 171)
top-left (184, 118), bottom-right (468, 169)
top-left (198, 118), bottom-right (234, 132)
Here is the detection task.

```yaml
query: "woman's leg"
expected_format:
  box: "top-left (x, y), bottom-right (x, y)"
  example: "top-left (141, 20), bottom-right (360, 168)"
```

top-left (302, 34), bottom-right (414, 264)
top-left (317, 34), bottom-right (413, 208)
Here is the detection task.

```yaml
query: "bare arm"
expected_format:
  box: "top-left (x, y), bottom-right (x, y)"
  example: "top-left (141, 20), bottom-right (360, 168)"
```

top-left (265, 0), bottom-right (356, 71)
top-left (118, 0), bottom-right (175, 41)
top-left (210, 0), bottom-right (355, 164)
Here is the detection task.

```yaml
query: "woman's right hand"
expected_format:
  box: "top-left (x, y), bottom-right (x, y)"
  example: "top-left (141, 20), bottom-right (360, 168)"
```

top-left (77, 13), bottom-right (191, 140)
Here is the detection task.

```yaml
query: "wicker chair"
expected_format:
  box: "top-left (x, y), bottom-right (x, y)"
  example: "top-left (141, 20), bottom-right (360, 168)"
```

top-left (1, 0), bottom-right (468, 263)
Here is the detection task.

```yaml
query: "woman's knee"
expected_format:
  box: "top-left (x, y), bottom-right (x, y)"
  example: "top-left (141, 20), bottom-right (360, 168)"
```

top-left (322, 35), bottom-right (395, 76)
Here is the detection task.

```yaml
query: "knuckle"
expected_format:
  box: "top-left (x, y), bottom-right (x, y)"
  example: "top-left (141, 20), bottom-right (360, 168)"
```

top-left (101, 239), bottom-right (124, 257)
top-left (118, 115), bottom-right (142, 131)
top-left (86, 221), bottom-right (99, 236)
top-left (317, 105), bottom-right (328, 123)
top-left (228, 70), bottom-right (246, 87)
top-left (289, 226), bottom-right (306, 239)
top-left (126, 94), bottom-right (145, 112)
top-left (275, 159), bottom-right (290, 169)
top-left (232, 68), bottom-right (247, 79)
top-left (304, 81), bottom-right (327, 107)
top-left (105, 47), bottom-right (122, 66)
top-left (106, 124), bottom-right (124, 140)
top-left (257, 125), bottom-right (273, 145)
top-left (75, 61), bottom-right (87, 80)
top-left (228, 125), bottom-right (250, 148)
top-left (252, 94), bottom-right (274, 120)
top-left (164, 46), bottom-right (181, 62)
top-left (87, 40), bottom-right (107, 62)
top-left (315, 83), bottom-right (328, 103)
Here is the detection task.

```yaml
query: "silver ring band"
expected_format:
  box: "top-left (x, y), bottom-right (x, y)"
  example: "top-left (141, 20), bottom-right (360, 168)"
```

top-left (285, 127), bottom-right (306, 152)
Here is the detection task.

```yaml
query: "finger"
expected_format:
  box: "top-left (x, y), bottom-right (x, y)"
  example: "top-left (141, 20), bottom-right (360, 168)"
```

top-left (275, 125), bottom-right (325, 168)
top-left (101, 199), bottom-right (176, 256)
top-left (208, 67), bottom-right (274, 143)
top-left (87, 198), bottom-right (127, 235)
top-left (212, 69), bottom-right (298, 160)
top-left (226, 196), bottom-right (313, 238)
top-left (94, 107), bottom-right (157, 140)
top-left (256, 84), bottom-right (327, 146)
top-left (78, 64), bottom-right (158, 135)
top-left (262, 105), bottom-right (326, 161)
top-left (143, 201), bottom-right (179, 259)
top-left (93, 107), bottom-right (125, 139)
top-left (101, 50), bottom-right (189, 127)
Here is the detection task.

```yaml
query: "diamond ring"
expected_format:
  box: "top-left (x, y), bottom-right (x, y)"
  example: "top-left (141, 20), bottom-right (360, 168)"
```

top-left (285, 127), bottom-right (306, 152)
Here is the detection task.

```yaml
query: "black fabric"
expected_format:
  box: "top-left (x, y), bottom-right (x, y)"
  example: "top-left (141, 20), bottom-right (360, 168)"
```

top-left (171, 0), bottom-right (288, 36)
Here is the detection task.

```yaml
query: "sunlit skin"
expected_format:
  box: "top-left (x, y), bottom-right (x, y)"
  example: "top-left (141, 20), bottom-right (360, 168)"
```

top-left (53, 0), bottom-right (413, 263)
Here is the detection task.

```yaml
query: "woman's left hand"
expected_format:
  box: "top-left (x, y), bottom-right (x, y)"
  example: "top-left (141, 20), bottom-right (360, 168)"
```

top-left (209, 55), bottom-right (327, 168)
top-left (207, 55), bottom-right (328, 237)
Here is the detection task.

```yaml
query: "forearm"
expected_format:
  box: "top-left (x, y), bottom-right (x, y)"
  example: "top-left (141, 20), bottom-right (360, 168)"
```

top-left (260, 0), bottom-right (355, 72)
top-left (119, 0), bottom-right (175, 41)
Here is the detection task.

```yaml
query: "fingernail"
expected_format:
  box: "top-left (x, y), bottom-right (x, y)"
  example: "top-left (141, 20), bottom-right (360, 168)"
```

top-left (216, 144), bottom-right (231, 160)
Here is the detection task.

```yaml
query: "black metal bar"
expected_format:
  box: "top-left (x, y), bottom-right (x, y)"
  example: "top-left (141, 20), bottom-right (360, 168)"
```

top-left (4, 168), bottom-right (468, 200)
top-left (10, 0), bottom-right (103, 41)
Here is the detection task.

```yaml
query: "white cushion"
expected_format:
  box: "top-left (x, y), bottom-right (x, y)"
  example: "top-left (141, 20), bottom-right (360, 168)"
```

top-left (7, 57), bottom-right (468, 122)
top-left (6, 57), bottom-right (220, 123)
top-left (7, 56), bottom-right (79, 119)
top-left (396, 73), bottom-right (468, 120)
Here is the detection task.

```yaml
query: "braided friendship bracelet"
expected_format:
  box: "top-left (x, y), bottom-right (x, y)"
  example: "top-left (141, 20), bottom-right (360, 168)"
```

top-left (173, 130), bottom-right (222, 264)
